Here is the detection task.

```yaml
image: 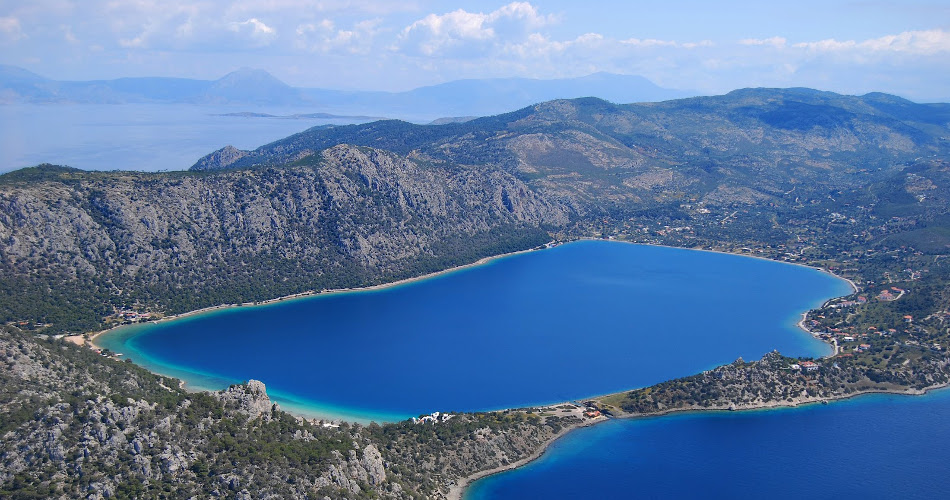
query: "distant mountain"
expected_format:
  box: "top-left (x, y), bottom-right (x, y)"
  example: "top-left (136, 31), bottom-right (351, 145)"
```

top-left (0, 66), bottom-right (308, 105)
top-left (193, 88), bottom-right (950, 212)
top-left (0, 65), bottom-right (47, 84)
top-left (0, 65), bottom-right (52, 102)
top-left (202, 68), bottom-right (305, 105)
top-left (301, 73), bottom-right (690, 119)
top-left (402, 72), bottom-right (687, 112)
top-left (0, 65), bottom-right (689, 119)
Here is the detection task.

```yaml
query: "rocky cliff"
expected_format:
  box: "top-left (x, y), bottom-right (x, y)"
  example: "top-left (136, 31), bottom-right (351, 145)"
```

top-left (0, 145), bottom-right (567, 332)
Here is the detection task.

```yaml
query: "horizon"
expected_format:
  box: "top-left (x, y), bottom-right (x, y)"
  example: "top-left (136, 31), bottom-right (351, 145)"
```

top-left (2, 63), bottom-right (943, 106)
top-left (1, 1), bottom-right (948, 101)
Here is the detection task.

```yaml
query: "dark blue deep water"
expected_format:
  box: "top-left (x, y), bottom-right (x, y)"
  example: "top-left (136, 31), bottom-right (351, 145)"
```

top-left (467, 389), bottom-right (950, 499)
top-left (97, 240), bottom-right (852, 421)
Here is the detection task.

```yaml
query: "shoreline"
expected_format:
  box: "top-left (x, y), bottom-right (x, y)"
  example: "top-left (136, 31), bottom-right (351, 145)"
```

top-left (581, 237), bottom-right (860, 295)
top-left (90, 237), bottom-right (858, 350)
top-left (450, 240), bottom-right (869, 499)
top-left (74, 236), bottom-right (912, 499)
top-left (580, 237), bottom-right (858, 358)
top-left (90, 237), bottom-right (857, 345)
top-left (89, 242), bottom-right (550, 347)
top-left (453, 381), bottom-right (949, 499)
top-left (88, 236), bottom-right (858, 423)
top-left (447, 415), bottom-right (600, 500)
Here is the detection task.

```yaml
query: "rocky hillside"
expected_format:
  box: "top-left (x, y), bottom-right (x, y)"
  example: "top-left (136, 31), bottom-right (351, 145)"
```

top-left (600, 351), bottom-right (950, 416)
top-left (193, 89), bottom-right (950, 213)
top-left (0, 145), bottom-right (566, 333)
top-left (0, 326), bottom-right (570, 499)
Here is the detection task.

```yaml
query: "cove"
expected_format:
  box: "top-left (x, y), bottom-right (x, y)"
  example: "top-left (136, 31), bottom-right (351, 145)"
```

top-left (96, 240), bottom-right (853, 422)
top-left (466, 388), bottom-right (950, 499)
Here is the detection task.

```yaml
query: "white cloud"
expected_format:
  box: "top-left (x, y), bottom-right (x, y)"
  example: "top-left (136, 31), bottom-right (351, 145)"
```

top-left (503, 32), bottom-right (602, 58)
top-left (226, 0), bottom-right (419, 16)
top-left (111, 2), bottom-right (203, 49)
top-left (296, 18), bottom-right (380, 54)
top-left (740, 36), bottom-right (787, 48)
top-left (397, 2), bottom-right (556, 56)
top-left (62, 25), bottom-right (78, 44)
top-left (0, 16), bottom-right (25, 42)
top-left (793, 29), bottom-right (950, 55)
top-left (622, 38), bottom-right (712, 49)
top-left (228, 18), bottom-right (277, 46)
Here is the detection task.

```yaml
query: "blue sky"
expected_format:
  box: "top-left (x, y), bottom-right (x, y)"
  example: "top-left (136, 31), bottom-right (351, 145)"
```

top-left (1, 1), bottom-right (948, 100)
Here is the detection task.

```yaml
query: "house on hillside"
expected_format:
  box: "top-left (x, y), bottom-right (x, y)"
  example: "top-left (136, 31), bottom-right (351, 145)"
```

top-left (800, 361), bottom-right (819, 372)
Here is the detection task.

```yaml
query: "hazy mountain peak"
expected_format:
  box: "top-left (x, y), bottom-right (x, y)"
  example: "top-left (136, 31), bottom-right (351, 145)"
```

top-left (214, 68), bottom-right (289, 88)
top-left (205, 68), bottom-right (301, 104)
top-left (0, 64), bottom-right (48, 83)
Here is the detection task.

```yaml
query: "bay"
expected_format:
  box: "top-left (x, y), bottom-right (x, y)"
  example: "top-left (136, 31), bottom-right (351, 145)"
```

top-left (467, 388), bottom-right (950, 499)
top-left (97, 240), bottom-right (852, 422)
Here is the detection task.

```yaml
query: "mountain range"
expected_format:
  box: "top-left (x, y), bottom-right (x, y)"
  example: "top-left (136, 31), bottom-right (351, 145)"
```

top-left (193, 88), bottom-right (950, 214)
top-left (0, 65), bottom-right (689, 120)
top-left (2, 87), bottom-right (948, 333)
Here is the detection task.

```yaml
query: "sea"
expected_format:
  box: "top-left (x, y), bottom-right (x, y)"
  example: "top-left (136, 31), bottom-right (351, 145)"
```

top-left (0, 103), bottom-right (372, 173)
top-left (96, 240), bottom-right (853, 422)
top-left (467, 388), bottom-right (950, 499)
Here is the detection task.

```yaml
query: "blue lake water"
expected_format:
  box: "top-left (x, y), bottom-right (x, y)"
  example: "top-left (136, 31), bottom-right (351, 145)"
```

top-left (0, 103), bottom-right (372, 173)
top-left (467, 389), bottom-right (950, 499)
top-left (97, 240), bottom-right (852, 422)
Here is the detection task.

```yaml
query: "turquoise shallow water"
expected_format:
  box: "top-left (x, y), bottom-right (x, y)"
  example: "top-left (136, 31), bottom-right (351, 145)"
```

top-left (97, 240), bottom-right (852, 422)
top-left (467, 388), bottom-right (950, 499)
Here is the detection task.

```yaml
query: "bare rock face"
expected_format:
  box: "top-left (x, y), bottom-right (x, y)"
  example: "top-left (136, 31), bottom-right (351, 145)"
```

top-left (361, 444), bottom-right (386, 486)
top-left (0, 144), bottom-right (569, 333)
top-left (216, 380), bottom-right (276, 421)
top-left (191, 145), bottom-right (249, 171)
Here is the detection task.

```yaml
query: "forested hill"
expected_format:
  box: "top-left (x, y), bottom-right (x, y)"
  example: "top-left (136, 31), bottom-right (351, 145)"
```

top-left (193, 89), bottom-right (950, 213)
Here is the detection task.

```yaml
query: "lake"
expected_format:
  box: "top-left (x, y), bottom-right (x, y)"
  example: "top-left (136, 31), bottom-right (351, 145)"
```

top-left (0, 103), bottom-right (373, 173)
top-left (467, 388), bottom-right (950, 499)
top-left (96, 240), bottom-right (853, 422)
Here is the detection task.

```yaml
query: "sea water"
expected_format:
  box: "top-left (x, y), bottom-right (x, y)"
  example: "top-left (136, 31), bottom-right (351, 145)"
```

top-left (467, 388), bottom-right (950, 499)
top-left (0, 103), bottom-right (372, 173)
top-left (97, 240), bottom-right (853, 422)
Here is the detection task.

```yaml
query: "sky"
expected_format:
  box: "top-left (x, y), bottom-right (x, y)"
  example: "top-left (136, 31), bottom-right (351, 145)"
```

top-left (1, 0), bottom-right (949, 100)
